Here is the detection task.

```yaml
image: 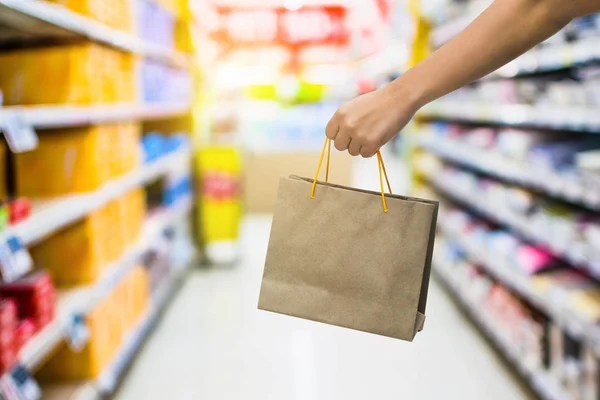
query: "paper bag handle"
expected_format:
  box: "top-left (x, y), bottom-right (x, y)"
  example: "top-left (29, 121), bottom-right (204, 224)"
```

top-left (311, 138), bottom-right (392, 213)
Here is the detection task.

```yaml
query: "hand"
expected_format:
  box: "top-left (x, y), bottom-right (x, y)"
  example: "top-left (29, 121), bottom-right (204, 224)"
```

top-left (326, 83), bottom-right (418, 157)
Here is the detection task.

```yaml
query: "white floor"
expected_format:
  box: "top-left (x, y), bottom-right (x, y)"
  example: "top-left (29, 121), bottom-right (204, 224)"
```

top-left (116, 215), bottom-right (533, 400)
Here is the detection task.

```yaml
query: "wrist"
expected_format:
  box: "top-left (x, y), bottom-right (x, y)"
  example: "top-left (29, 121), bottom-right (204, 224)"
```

top-left (388, 73), bottom-right (428, 113)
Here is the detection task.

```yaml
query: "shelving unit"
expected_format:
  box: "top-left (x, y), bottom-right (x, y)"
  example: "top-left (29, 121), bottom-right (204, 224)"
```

top-left (434, 257), bottom-right (569, 400)
top-left (13, 148), bottom-right (191, 246)
top-left (0, 0), bottom-right (189, 68)
top-left (0, 0), bottom-right (201, 396)
top-left (420, 132), bottom-right (600, 209)
top-left (43, 257), bottom-right (192, 400)
top-left (437, 218), bottom-right (600, 350)
top-left (19, 197), bottom-right (192, 375)
top-left (0, 103), bottom-right (191, 130)
top-left (420, 101), bottom-right (600, 132)
top-left (412, 3), bottom-right (600, 399)
top-left (420, 166), bottom-right (600, 279)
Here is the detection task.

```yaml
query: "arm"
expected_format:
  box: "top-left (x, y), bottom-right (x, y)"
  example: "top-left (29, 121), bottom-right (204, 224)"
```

top-left (327, 0), bottom-right (600, 157)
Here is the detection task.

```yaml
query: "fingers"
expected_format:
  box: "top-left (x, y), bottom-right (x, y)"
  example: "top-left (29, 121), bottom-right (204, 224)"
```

top-left (325, 112), bottom-right (339, 141)
top-left (326, 106), bottom-right (379, 157)
top-left (360, 145), bottom-right (378, 158)
top-left (348, 139), bottom-right (361, 157)
top-left (333, 131), bottom-right (351, 151)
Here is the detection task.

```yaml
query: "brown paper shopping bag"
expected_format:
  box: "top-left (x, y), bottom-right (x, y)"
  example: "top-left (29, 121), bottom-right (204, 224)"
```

top-left (258, 138), bottom-right (439, 341)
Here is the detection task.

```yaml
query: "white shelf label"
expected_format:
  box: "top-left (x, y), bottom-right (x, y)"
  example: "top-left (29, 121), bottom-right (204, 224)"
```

top-left (0, 236), bottom-right (33, 283)
top-left (66, 314), bottom-right (90, 351)
top-left (1, 114), bottom-right (38, 153)
top-left (7, 365), bottom-right (41, 400)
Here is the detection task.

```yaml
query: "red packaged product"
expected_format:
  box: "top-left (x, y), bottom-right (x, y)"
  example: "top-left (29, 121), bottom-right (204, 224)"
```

top-left (0, 271), bottom-right (56, 331)
top-left (0, 299), bottom-right (17, 329)
top-left (15, 319), bottom-right (35, 352)
top-left (8, 198), bottom-right (31, 226)
top-left (0, 300), bottom-right (18, 375)
top-left (0, 345), bottom-right (17, 375)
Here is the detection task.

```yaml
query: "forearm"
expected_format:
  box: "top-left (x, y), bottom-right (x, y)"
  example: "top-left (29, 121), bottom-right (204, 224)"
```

top-left (394, 0), bottom-right (591, 109)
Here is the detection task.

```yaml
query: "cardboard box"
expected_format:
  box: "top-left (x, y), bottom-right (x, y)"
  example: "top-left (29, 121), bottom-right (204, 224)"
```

top-left (244, 151), bottom-right (353, 213)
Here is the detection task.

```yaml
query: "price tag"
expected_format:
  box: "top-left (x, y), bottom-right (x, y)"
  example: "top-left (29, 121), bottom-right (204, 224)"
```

top-left (8, 365), bottom-right (41, 400)
top-left (0, 374), bottom-right (18, 400)
top-left (0, 236), bottom-right (33, 282)
top-left (1, 114), bottom-right (38, 153)
top-left (66, 314), bottom-right (90, 351)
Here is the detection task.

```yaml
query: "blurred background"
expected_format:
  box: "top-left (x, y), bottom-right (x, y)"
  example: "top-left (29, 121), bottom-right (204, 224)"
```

top-left (0, 0), bottom-right (597, 399)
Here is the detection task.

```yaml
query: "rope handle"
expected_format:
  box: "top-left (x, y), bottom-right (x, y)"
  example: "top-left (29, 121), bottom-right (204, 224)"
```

top-left (311, 138), bottom-right (392, 213)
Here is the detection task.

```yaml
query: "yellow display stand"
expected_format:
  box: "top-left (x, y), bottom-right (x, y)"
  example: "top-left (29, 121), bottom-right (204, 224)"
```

top-left (196, 147), bottom-right (242, 264)
top-left (407, 0), bottom-right (431, 192)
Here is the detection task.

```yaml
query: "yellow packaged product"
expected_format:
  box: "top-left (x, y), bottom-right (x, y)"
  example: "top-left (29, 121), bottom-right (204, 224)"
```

top-left (116, 189), bottom-right (146, 246)
top-left (104, 199), bottom-right (127, 263)
top-left (175, 20), bottom-right (195, 53)
top-left (119, 266), bottom-right (149, 336)
top-left (38, 289), bottom-right (118, 380)
top-left (45, 0), bottom-right (134, 31)
top-left (131, 265), bottom-right (150, 320)
top-left (109, 123), bottom-right (142, 179)
top-left (117, 53), bottom-right (138, 103)
top-left (0, 144), bottom-right (7, 199)
top-left (38, 266), bottom-right (149, 381)
top-left (15, 126), bottom-right (111, 197)
top-left (31, 204), bottom-right (113, 286)
top-left (0, 44), bottom-right (113, 106)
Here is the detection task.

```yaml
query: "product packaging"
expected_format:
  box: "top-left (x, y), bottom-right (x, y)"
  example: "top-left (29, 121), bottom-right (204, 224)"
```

top-left (0, 44), bottom-right (134, 106)
top-left (38, 266), bottom-right (149, 381)
top-left (30, 203), bottom-right (118, 286)
top-left (0, 271), bottom-right (56, 331)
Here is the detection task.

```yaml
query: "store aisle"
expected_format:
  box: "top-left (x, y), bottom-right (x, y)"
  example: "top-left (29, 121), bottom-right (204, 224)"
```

top-left (117, 215), bottom-right (533, 400)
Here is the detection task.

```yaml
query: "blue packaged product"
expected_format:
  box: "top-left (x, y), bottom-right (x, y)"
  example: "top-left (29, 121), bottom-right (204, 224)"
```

top-left (530, 139), bottom-right (600, 171)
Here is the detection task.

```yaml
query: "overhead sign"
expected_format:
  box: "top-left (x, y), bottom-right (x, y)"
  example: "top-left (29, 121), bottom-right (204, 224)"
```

top-left (214, 6), bottom-right (349, 47)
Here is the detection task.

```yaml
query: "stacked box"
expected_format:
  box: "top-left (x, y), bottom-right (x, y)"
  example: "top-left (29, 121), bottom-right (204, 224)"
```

top-left (175, 20), bottom-right (195, 53)
top-left (0, 300), bottom-right (18, 375)
top-left (29, 190), bottom-right (143, 287)
top-left (105, 51), bottom-right (138, 104)
top-left (104, 200), bottom-right (127, 264)
top-left (0, 271), bottom-right (56, 331)
top-left (45, 0), bottom-right (134, 32)
top-left (136, 0), bottom-right (175, 48)
top-left (114, 266), bottom-right (149, 344)
top-left (118, 53), bottom-right (138, 103)
top-left (16, 123), bottom-right (141, 197)
top-left (38, 265), bottom-right (149, 381)
top-left (30, 204), bottom-right (114, 286)
top-left (0, 44), bottom-right (135, 106)
top-left (0, 144), bottom-right (6, 200)
top-left (110, 123), bottom-right (142, 179)
top-left (15, 126), bottom-right (111, 197)
top-left (116, 189), bottom-right (146, 246)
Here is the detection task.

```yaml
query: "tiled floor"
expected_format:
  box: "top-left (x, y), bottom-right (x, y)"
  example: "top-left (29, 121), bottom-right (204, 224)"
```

top-left (116, 214), bottom-right (533, 400)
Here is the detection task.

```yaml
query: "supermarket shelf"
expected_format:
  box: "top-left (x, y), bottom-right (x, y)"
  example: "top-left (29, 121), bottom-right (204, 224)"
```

top-left (0, 0), bottom-right (189, 68)
top-left (13, 147), bottom-right (191, 246)
top-left (0, 102), bottom-right (191, 130)
top-left (422, 172), bottom-right (600, 279)
top-left (420, 101), bottom-right (600, 132)
top-left (96, 264), bottom-right (188, 395)
top-left (20, 198), bottom-right (193, 374)
top-left (495, 37), bottom-right (600, 77)
top-left (431, 6), bottom-right (485, 47)
top-left (44, 259), bottom-right (192, 400)
top-left (421, 135), bottom-right (600, 210)
top-left (434, 259), bottom-right (569, 400)
top-left (438, 221), bottom-right (600, 350)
